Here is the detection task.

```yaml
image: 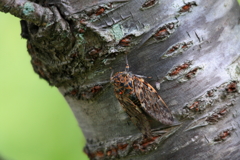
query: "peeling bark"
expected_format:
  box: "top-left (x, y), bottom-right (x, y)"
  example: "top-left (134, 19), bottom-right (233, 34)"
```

top-left (1, 0), bottom-right (240, 159)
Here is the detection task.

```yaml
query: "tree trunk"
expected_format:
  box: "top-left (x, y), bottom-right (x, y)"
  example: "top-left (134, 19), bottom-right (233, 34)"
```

top-left (1, 0), bottom-right (240, 159)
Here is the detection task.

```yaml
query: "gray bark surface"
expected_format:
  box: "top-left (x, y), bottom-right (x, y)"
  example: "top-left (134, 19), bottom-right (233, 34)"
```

top-left (1, 0), bottom-right (240, 159)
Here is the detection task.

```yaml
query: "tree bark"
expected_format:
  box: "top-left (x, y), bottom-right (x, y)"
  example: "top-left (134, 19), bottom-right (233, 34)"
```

top-left (1, 0), bottom-right (240, 159)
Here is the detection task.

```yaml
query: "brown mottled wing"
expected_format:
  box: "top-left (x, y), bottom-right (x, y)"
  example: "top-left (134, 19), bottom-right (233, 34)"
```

top-left (115, 92), bottom-right (151, 137)
top-left (133, 77), bottom-right (174, 125)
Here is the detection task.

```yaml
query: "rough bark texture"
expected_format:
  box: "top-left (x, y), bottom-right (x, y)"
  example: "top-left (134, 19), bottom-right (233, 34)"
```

top-left (1, 0), bottom-right (240, 159)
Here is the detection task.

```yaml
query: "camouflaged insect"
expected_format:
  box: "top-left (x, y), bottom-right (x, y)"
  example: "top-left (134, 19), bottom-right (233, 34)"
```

top-left (111, 59), bottom-right (173, 137)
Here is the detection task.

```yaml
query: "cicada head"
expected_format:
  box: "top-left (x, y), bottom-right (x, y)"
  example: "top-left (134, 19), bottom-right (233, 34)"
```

top-left (111, 71), bottom-right (134, 94)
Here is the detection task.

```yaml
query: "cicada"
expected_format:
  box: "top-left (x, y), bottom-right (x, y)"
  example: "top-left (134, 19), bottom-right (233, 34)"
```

top-left (111, 58), bottom-right (173, 137)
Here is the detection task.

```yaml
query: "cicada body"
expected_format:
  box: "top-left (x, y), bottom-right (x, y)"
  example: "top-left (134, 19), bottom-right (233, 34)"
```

top-left (111, 61), bottom-right (173, 137)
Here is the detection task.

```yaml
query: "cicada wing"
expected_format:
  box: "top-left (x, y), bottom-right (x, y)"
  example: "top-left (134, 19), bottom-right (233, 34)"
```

top-left (133, 77), bottom-right (173, 125)
top-left (115, 92), bottom-right (151, 137)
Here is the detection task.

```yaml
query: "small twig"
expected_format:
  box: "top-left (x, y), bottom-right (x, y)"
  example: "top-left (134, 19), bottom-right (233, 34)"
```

top-left (0, 0), bottom-right (54, 26)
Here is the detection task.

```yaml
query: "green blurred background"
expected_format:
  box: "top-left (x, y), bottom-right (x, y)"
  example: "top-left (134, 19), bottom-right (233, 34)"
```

top-left (0, 13), bottom-right (88, 160)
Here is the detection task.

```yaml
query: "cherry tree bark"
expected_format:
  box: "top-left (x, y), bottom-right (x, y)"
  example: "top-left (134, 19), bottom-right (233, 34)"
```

top-left (1, 0), bottom-right (240, 159)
